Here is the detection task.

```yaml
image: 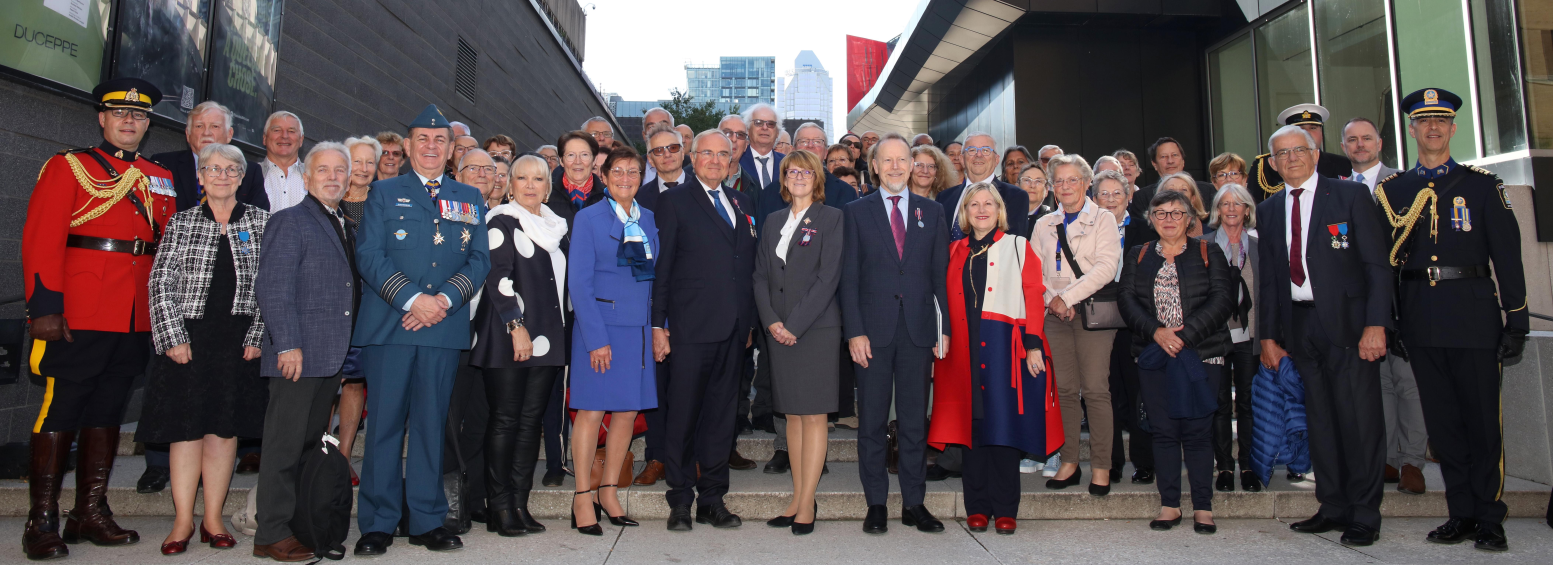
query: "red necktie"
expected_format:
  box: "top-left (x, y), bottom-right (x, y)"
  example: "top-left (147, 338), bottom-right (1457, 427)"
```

top-left (889, 195), bottom-right (906, 259)
top-left (1289, 188), bottom-right (1306, 287)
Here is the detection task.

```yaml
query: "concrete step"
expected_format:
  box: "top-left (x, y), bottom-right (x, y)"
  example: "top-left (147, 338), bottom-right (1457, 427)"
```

top-left (2, 452), bottom-right (1546, 521)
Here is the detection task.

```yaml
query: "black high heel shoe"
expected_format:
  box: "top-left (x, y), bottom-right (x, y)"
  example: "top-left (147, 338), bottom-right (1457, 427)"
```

top-left (596, 485), bottom-right (638, 527)
top-left (792, 501), bottom-right (818, 536)
top-left (1045, 466), bottom-right (1082, 490)
top-left (570, 490), bottom-right (603, 536)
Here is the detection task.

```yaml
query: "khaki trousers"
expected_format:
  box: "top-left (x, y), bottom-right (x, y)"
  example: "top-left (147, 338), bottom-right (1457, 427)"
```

top-left (1045, 313), bottom-right (1115, 469)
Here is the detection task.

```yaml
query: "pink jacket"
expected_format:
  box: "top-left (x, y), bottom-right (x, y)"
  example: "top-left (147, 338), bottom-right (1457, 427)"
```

top-left (1030, 198), bottom-right (1121, 307)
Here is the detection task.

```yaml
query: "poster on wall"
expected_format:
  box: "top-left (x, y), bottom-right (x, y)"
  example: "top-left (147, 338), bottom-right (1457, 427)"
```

top-left (0, 0), bottom-right (112, 92)
top-left (113, 0), bottom-right (212, 121)
top-left (207, 0), bottom-right (279, 146)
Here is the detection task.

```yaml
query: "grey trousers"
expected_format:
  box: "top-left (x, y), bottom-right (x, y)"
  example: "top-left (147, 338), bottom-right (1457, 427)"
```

top-left (1380, 354), bottom-right (1428, 469)
top-left (254, 376), bottom-right (340, 546)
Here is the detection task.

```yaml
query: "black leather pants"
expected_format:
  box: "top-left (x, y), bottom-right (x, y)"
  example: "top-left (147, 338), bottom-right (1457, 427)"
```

top-left (482, 366), bottom-right (561, 511)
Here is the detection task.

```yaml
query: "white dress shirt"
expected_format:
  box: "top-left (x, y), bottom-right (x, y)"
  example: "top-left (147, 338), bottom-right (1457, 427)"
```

top-left (775, 205), bottom-right (809, 262)
top-left (644, 161), bottom-right (658, 185)
top-left (1284, 173), bottom-right (1318, 302)
top-left (879, 184), bottom-right (911, 228)
top-left (700, 178), bottom-right (737, 224)
top-left (750, 148), bottom-right (775, 187)
top-left (657, 170), bottom-right (685, 193)
top-left (1350, 161), bottom-right (1383, 194)
top-left (262, 157), bottom-right (307, 211)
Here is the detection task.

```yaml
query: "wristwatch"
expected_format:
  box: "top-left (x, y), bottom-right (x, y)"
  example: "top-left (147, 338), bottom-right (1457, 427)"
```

top-left (506, 318), bottom-right (525, 333)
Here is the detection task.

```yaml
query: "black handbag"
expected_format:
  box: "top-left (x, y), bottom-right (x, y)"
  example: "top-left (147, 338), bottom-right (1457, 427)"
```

top-left (1055, 222), bottom-right (1125, 330)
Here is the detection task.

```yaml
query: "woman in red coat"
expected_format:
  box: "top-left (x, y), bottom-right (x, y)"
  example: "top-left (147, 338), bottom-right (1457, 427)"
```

top-left (928, 183), bottom-right (1063, 535)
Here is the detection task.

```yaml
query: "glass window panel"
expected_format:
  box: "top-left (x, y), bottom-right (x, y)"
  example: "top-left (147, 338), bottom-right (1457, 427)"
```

top-left (1209, 33), bottom-right (1259, 159)
top-left (1394, 0), bottom-right (1479, 162)
top-left (1314, 0), bottom-right (1400, 167)
top-left (114, 0), bottom-right (214, 121)
top-left (1256, 4), bottom-right (1316, 143)
top-left (208, 0), bottom-right (282, 146)
top-left (1516, 0), bottom-right (1552, 149)
top-left (1471, 0), bottom-right (1527, 155)
top-left (0, 0), bottom-right (112, 92)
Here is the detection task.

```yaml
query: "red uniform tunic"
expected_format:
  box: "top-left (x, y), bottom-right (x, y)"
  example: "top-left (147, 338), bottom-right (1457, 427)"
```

top-left (23, 145), bottom-right (176, 333)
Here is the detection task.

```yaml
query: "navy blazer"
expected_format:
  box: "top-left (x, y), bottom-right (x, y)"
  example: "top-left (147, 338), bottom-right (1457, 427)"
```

top-left (755, 172), bottom-right (859, 233)
top-left (935, 179), bottom-right (1029, 241)
top-left (839, 190), bottom-right (950, 348)
top-left (150, 149), bottom-right (270, 212)
top-left (1255, 175), bottom-right (1392, 347)
top-left (254, 198), bottom-right (356, 377)
top-left (569, 200), bottom-right (660, 354)
top-left (636, 172), bottom-right (689, 214)
top-left (651, 179), bottom-right (759, 343)
top-left (740, 149), bottom-right (785, 190)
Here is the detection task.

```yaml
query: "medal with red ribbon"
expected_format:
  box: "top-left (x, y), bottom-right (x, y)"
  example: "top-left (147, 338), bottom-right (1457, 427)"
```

top-left (1328, 223), bottom-right (1349, 249)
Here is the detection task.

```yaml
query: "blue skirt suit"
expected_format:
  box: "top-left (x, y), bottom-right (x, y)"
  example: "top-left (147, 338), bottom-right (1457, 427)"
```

top-left (568, 200), bottom-right (660, 411)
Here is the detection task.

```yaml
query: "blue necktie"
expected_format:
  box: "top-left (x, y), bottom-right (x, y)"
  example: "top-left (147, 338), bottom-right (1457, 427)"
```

top-left (709, 189), bottom-right (734, 227)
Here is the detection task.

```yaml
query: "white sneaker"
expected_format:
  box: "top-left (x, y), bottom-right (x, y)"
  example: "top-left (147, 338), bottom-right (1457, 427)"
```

top-left (1019, 458), bottom-right (1040, 474)
top-left (1041, 454), bottom-right (1061, 477)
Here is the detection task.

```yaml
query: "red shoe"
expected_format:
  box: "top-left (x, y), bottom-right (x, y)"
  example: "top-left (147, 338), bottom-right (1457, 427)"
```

top-left (161, 532), bottom-right (193, 555)
top-left (350, 465), bottom-right (360, 487)
top-left (966, 514), bottom-right (989, 532)
top-left (201, 524), bottom-right (237, 549)
top-left (995, 517), bottom-right (1017, 535)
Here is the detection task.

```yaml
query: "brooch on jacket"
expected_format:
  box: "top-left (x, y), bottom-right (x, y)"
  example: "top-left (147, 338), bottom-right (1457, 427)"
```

top-left (800, 227), bottom-right (816, 246)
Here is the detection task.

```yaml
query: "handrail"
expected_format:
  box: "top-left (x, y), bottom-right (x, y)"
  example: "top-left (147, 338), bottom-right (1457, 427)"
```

top-left (1531, 312), bottom-right (1553, 322)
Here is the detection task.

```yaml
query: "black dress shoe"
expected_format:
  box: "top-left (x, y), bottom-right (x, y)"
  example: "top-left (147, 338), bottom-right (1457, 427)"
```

top-left (764, 450), bottom-right (791, 474)
top-left (667, 505), bottom-right (693, 532)
top-left (1426, 517), bottom-right (1478, 544)
top-left (901, 505), bottom-right (944, 533)
top-left (1088, 482), bottom-right (1111, 496)
top-left (736, 417), bottom-right (754, 436)
top-left (1194, 521), bottom-right (1217, 535)
top-left (1109, 468), bottom-right (1123, 482)
top-left (1339, 524), bottom-right (1379, 547)
top-left (1240, 470), bottom-right (1262, 492)
top-left (1149, 516), bottom-right (1182, 531)
top-left (542, 468), bottom-right (566, 487)
top-left (862, 505), bottom-right (888, 534)
top-left (1046, 466), bottom-right (1082, 490)
top-left (515, 508), bottom-right (546, 533)
top-left (136, 466), bottom-right (170, 494)
top-left (408, 526), bottom-right (463, 551)
top-left (1286, 471), bottom-right (1305, 482)
top-left (696, 504), bottom-right (743, 528)
top-left (1474, 524), bottom-right (1508, 552)
top-left (354, 531), bottom-right (392, 556)
top-left (1215, 470), bottom-right (1235, 492)
top-left (1289, 515), bottom-right (1346, 534)
top-left (924, 464), bottom-right (960, 481)
top-left (1131, 468), bottom-right (1155, 484)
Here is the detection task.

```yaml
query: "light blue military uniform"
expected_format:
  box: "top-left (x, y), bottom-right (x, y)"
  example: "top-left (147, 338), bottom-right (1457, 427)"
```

top-left (352, 104), bottom-right (491, 537)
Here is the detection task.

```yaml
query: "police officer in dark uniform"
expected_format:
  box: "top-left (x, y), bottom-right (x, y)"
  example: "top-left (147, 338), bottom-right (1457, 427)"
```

top-left (21, 78), bottom-right (177, 560)
top-left (1249, 104), bottom-right (1354, 203)
top-left (1374, 87), bottom-right (1527, 552)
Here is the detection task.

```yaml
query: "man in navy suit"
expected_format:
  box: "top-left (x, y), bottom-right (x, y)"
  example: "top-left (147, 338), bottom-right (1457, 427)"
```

top-left (935, 132), bottom-right (1028, 241)
top-left (740, 103), bottom-right (784, 191)
top-left (150, 101), bottom-right (270, 212)
top-left (637, 125), bottom-right (689, 214)
top-left (351, 105), bottom-right (490, 556)
top-left (651, 131), bottom-right (758, 531)
top-left (1256, 125), bottom-right (1391, 547)
top-left (841, 133), bottom-right (950, 534)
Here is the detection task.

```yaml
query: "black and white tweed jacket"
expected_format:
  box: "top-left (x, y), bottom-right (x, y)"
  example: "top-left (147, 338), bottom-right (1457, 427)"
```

top-left (149, 202), bottom-right (269, 353)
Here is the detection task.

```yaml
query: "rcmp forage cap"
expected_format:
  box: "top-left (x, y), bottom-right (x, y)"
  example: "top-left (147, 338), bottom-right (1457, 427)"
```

top-left (1277, 104), bottom-right (1330, 127)
top-left (409, 104), bottom-right (451, 130)
top-left (92, 77), bottom-right (160, 110)
top-left (1401, 88), bottom-right (1461, 119)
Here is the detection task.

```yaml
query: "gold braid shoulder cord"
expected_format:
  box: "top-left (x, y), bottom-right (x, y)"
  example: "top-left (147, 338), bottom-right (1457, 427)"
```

top-left (1372, 173), bottom-right (1438, 267)
top-left (47, 152), bottom-right (154, 230)
top-left (1254, 154), bottom-right (1284, 198)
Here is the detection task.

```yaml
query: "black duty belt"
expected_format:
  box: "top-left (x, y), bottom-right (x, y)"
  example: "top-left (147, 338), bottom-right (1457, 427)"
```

top-left (66, 234), bottom-right (156, 256)
top-left (1400, 264), bottom-right (1490, 282)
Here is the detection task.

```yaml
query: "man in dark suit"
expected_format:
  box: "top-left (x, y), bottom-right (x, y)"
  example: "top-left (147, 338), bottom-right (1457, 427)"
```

top-left (740, 103), bottom-right (785, 191)
top-left (251, 142), bottom-right (359, 561)
top-left (632, 125), bottom-right (688, 486)
top-left (1256, 125), bottom-right (1392, 547)
top-left (651, 130), bottom-right (758, 531)
top-left (151, 101), bottom-right (270, 213)
top-left (841, 133), bottom-right (950, 534)
top-left (934, 132), bottom-right (1029, 241)
top-left (1131, 136), bottom-right (1218, 218)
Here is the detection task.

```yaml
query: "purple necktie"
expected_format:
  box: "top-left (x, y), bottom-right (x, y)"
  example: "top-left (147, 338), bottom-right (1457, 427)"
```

top-left (889, 195), bottom-right (905, 259)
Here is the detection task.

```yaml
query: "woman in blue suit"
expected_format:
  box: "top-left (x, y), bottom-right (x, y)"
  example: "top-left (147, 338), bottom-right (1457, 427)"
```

top-left (567, 146), bottom-right (658, 535)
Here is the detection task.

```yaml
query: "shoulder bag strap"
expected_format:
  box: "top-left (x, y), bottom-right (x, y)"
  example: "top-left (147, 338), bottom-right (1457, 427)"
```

top-left (1055, 221), bottom-right (1086, 279)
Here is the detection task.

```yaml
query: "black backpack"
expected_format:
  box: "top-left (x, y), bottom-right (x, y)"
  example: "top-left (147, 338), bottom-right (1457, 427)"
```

top-left (290, 435), bottom-right (353, 561)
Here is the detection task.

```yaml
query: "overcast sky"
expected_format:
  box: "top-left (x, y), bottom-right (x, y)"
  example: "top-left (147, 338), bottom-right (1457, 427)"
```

top-left (580, 0), bottom-right (919, 140)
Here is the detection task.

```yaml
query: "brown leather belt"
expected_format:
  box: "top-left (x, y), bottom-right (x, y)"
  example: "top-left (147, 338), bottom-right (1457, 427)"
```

top-left (1400, 264), bottom-right (1490, 282)
top-left (66, 234), bottom-right (156, 256)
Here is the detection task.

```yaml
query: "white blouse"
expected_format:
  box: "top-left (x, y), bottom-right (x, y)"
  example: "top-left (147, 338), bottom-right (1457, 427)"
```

top-left (775, 205), bottom-right (810, 262)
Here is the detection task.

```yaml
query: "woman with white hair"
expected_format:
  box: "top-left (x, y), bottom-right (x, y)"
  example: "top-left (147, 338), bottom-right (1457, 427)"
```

top-left (1202, 183), bottom-right (1262, 493)
top-left (342, 136), bottom-right (381, 223)
top-left (334, 136), bottom-right (380, 482)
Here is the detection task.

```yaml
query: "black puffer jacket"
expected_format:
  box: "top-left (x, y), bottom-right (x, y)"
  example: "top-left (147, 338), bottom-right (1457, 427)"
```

top-left (1119, 237), bottom-right (1236, 358)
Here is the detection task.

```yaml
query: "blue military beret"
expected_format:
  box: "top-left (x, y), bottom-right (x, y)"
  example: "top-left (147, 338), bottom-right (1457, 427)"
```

top-left (409, 104), bottom-right (450, 130)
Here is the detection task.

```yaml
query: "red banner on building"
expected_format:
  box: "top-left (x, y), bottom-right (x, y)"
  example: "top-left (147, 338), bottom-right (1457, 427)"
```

top-left (847, 35), bottom-right (890, 116)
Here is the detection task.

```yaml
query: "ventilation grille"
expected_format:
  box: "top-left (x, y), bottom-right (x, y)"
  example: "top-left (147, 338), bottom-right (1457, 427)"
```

top-left (455, 37), bottom-right (479, 102)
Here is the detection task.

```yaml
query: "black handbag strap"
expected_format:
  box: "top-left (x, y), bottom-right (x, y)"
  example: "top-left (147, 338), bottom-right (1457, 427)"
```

top-left (1055, 221), bottom-right (1085, 280)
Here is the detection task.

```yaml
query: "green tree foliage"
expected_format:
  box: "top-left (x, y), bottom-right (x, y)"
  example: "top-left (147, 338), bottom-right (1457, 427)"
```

top-left (661, 88), bottom-right (738, 138)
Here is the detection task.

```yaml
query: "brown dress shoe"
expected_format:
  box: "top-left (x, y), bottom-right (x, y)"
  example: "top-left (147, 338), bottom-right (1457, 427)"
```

top-left (61, 427), bottom-right (138, 547)
top-left (252, 536), bottom-right (315, 562)
top-left (1398, 464), bottom-right (1426, 494)
top-left (633, 460), bottom-right (666, 486)
top-left (729, 449), bottom-right (757, 471)
top-left (236, 452), bottom-right (262, 474)
top-left (23, 431), bottom-right (74, 561)
top-left (1383, 464), bottom-right (1400, 483)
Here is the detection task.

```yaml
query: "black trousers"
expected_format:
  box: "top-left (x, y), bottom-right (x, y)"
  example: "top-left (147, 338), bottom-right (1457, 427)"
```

top-left (1410, 346), bottom-right (1507, 524)
top-left (31, 331), bottom-right (148, 432)
top-left (1288, 304), bottom-right (1385, 530)
top-left (443, 358), bottom-right (488, 512)
top-left (1140, 364), bottom-right (1218, 511)
top-left (961, 428), bottom-right (1022, 518)
top-left (837, 339), bottom-right (856, 418)
top-left (664, 334), bottom-right (742, 508)
top-left (643, 358), bottom-right (672, 463)
top-left (1213, 340), bottom-right (1257, 471)
top-left (254, 375), bottom-right (339, 546)
top-left (1108, 329), bottom-right (1154, 472)
top-left (856, 315), bottom-right (932, 507)
top-left (482, 366), bottom-right (560, 510)
top-left (542, 371), bottom-right (567, 472)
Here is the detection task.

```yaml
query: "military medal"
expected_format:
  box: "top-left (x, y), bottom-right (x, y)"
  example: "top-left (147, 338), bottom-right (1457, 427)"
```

top-left (1327, 223), bottom-right (1348, 249)
top-left (802, 217), bottom-right (811, 225)
top-left (460, 227), bottom-right (471, 251)
top-left (237, 230), bottom-right (252, 254)
top-left (800, 227), bottom-right (815, 246)
top-left (1452, 196), bottom-right (1471, 231)
top-left (915, 208), bottom-right (924, 228)
top-left (433, 225), bottom-right (445, 245)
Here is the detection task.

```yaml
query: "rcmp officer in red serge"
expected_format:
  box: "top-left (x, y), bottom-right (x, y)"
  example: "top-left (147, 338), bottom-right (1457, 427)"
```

top-left (1249, 104), bottom-right (1354, 202)
top-left (20, 77), bottom-right (176, 560)
top-left (1374, 87), bottom-right (1527, 552)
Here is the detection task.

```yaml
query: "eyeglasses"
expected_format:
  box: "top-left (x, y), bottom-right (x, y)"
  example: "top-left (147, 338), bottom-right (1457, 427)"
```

top-left (697, 149), bottom-right (733, 160)
top-left (720, 129), bottom-right (749, 141)
top-left (199, 165), bottom-right (244, 178)
top-left (381, 149), bottom-right (404, 159)
top-left (461, 165), bottom-right (496, 175)
top-left (912, 162), bottom-right (938, 171)
top-left (589, 131), bottom-right (614, 140)
top-left (1051, 177), bottom-right (1086, 187)
top-left (963, 146), bottom-right (995, 157)
top-left (1272, 146), bottom-right (1313, 160)
top-left (107, 108), bottom-right (149, 121)
top-left (489, 149), bottom-right (514, 158)
top-left (454, 145), bottom-right (475, 153)
top-left (797, 140), bottom-right (826, 149)
top-left (1096, 189), bottom-right (1127, 200)
top-left (844, 141), bottom-right (861, 148)
top-left (1019, 177), bottom-right (1048, 187)
top-left (563, 151), bottom-right (592, 162)
top-left (1214, 171), bottom-right (1244, 181)
top-left (1151, 210), bottom-right (1190, 221)
top-left (751, 119), bottom-right (778, 129)
top-left (648, 143), bottom-right (682, 157)
top-left (785, 169), bottom-right (815, 180)
top-left (609, 167), bottom-right (642, 178)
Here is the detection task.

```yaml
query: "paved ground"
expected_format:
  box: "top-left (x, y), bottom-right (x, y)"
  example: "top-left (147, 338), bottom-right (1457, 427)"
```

top-left (4, 516), bottom-right (1551, 564)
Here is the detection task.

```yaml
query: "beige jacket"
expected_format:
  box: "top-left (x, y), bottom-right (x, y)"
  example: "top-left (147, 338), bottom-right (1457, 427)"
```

top-left (1030, 198), bottom-right (1121, 307)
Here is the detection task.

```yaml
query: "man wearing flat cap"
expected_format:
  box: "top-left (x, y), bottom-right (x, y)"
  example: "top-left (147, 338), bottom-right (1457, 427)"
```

top-left (1249, 104), bottom-right (1353, 202)
top-left (1374, 87), bottom-right (1527, 552)
top-left (19, 77), bottom-right (177, 560)
top-left (351, 104), bottom-right (490, 556)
